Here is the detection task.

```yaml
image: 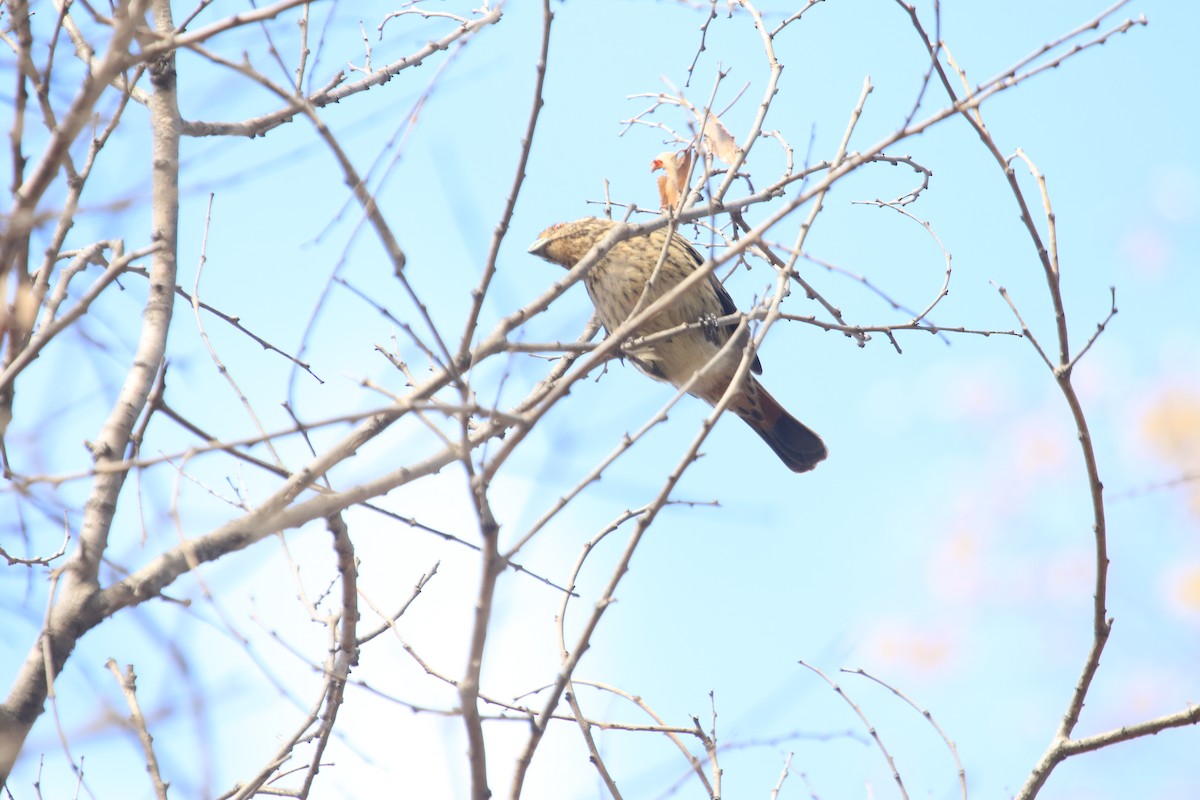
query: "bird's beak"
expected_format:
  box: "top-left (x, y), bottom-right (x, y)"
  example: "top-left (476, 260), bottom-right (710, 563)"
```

top-left (527, 237), bottom-right (549, 258)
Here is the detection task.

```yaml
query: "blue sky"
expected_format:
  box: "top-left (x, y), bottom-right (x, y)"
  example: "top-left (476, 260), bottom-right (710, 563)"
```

top-left (3, 1), bottom-right (1199, 798)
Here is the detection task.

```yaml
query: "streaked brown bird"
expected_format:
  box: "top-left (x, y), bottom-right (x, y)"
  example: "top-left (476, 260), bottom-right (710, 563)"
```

top-left (528, 217), bottom-right (827, 473)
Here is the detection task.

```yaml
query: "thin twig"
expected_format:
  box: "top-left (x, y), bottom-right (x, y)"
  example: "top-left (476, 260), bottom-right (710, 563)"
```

top-left (105, 660), bottom-right (169, 800)
top-left (799, 661), bottom-right (908, 800)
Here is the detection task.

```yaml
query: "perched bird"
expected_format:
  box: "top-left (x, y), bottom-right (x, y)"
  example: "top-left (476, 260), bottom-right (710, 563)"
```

top-left (528, 217), bottom-right (827, 473)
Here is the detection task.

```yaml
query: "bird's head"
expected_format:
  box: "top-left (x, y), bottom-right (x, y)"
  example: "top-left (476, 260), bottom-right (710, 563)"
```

top-left (527, 217), bottom-right (617, 268)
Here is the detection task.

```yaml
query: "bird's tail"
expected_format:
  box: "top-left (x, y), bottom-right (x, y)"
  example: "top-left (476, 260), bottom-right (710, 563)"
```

top-left (731, 379), bottom-right (827, 474)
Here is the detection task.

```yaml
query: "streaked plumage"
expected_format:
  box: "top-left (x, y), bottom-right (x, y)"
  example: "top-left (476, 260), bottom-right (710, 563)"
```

top-left (528, 217), bottom-right (827, 473)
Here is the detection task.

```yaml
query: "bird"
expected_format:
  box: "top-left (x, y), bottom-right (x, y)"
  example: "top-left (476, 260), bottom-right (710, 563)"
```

top-left (528, 216), bottom-right (827, 473)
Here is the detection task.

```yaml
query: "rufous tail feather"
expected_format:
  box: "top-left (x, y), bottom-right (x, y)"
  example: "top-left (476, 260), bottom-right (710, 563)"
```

top-left (732, 380), bottom-right (827, 473)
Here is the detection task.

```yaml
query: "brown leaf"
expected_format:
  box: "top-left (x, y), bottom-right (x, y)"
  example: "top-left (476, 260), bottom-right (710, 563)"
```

top-left (651, 149), bottom-right (692, 212)
top-left (699, 114), bottom-right (740, 165)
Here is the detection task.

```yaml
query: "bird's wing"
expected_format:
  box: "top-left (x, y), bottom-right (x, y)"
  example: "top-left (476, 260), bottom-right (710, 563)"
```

top-left (681, 239), bottom-right (764, 376)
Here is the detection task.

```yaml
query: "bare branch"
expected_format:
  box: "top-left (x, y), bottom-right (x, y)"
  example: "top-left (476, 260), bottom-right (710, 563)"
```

top-left (799, 661), bottom-right (908, 800)
top-left (105, 660), bottom-right (169, 800)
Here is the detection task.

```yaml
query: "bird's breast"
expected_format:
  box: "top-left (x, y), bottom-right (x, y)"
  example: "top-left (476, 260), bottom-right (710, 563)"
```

top-left (585, 256), bottom-right (733, 391)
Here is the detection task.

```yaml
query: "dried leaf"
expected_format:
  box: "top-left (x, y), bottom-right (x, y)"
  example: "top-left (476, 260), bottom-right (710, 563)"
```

top-left (651, 149), bottom-right (692, 212)
top-left (699, 114), bottom-right (740, 165)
